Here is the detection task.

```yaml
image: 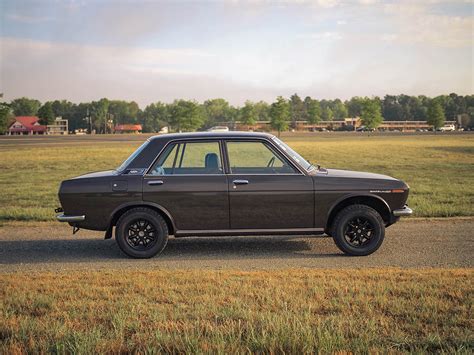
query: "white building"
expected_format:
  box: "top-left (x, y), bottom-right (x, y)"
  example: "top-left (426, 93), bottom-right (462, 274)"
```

top-left (47, 117), bottom-right (69, 135)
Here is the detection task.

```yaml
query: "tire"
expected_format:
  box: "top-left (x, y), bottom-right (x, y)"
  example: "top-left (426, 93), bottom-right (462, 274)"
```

top-left (330, 204), bottom-right (385, 256)
top-left (115, 207), bottom-right (169, 258)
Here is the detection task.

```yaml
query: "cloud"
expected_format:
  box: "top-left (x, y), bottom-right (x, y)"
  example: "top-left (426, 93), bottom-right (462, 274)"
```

top-left (382, 2), bottom-right (473, 47)
top-left (297, 31), bottom-right (343, 40)
top-left (1, 1), bottom-right (472, 105)
top-left (6, 13), bottom-right (53, 23)
top-left (0, 37), bottom-right (281, 105)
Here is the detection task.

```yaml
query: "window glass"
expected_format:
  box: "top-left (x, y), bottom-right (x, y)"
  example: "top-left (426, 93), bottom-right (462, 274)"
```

top-left (150, 141), bottom-right (223, 175)
top-left (226, 141), bottom-right (298, 174)
top-left (116, 140), bottom-right (149, 172)
top-left (271, 136), bottom-right (314, 171)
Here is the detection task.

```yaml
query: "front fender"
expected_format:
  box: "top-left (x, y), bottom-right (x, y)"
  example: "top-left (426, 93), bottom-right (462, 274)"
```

top-left (327, 193), bottom-right (391, 220)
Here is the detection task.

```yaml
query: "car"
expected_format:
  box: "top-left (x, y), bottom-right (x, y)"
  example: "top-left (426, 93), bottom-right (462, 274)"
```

top-left (207, 126), bottom-right (229, 132)
top-left (56, 132), bottom-right (412, 258)
top-left (438, 124), bottom-right (456, 132)
top-left (356, 126), bottom-right (375, 132)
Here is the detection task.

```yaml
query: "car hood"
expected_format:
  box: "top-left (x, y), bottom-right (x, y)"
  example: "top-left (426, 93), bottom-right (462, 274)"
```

top-left (71, 170), bottom-right (119, 180)
top-left (321, 168), bottom-right (398, 181)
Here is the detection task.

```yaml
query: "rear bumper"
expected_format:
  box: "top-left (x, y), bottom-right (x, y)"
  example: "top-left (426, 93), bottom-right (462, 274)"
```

top-left (56, 214), bottom-right (86, 222)
top-left (392, 205), bottom-right (413, 217)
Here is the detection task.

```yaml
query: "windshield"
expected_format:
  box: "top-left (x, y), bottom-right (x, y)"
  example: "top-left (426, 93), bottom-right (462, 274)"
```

top-left (271, 136), bottom-right (315, 171)
top-left (116, 140), bottom-right (149, 172)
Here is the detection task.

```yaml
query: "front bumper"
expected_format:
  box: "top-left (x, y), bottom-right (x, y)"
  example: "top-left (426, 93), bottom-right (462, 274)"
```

top-left (56, 214), bottom-right (86, 222)
top-left (392, 205), bottom-right (413, 217)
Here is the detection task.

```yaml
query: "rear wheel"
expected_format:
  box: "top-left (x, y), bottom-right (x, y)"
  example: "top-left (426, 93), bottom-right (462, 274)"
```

top-left (330, 204), bottom-right (385, 256)
top-left (115, 207), bottom-right (168, 258)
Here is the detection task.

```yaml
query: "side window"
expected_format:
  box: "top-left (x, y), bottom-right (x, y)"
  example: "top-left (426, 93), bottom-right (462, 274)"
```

top-left (150, 141), bottom-right (223, 175)
top-left (226, 141), bottom-right (298, 174)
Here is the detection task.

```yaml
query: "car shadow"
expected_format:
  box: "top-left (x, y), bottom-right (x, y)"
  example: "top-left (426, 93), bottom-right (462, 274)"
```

top-left (0, 235), bottom-right (341, 264)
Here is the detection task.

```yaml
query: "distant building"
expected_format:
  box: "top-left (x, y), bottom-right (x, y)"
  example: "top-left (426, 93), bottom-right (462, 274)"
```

top-left (47, 117), bottom-right (68, 135)
top-left (8, 116), bottom-right (47, 135)
top-left (114, 124), bottom-right (142, 134)
top-left (229, 118), bottom-right (457, 132)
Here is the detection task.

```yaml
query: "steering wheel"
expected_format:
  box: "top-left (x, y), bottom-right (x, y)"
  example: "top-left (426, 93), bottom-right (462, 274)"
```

top-left (267, 156), bottom-right (275, 168)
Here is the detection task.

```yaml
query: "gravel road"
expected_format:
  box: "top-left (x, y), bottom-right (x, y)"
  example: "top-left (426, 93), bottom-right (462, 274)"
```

top-left (0, 218), bottom-right (472, 272)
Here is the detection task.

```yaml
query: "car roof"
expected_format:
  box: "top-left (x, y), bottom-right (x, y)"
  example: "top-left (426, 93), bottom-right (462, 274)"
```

top-left (148, 131), bottom-right (275, 142)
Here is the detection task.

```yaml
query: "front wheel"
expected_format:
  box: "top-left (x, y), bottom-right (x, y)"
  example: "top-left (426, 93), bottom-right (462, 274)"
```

top-left (115, 207), bottom-right (169, 258)
top-left (330, 204), bottom-right (385, 256)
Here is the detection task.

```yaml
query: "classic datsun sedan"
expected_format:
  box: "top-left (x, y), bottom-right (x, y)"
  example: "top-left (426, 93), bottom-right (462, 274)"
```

top-left (56, 132), bottom-right (412, 258)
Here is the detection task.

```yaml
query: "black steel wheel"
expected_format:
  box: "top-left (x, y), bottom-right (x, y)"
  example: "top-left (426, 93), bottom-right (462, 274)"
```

top-left (115, 207), bottom-right (169, 258)
top-left (125, 219), bottom-right (158, 251)
top-left (343, 216), bottom-right (375, 247)
top-left (330, 204), bottom-right (385, 256)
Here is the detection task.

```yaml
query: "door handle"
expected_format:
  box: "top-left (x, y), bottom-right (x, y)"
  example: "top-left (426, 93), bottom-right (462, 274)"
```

top-left (233, 179), bottom-right (249, 185)
top-left (147, 180), bottom-right (164, 186)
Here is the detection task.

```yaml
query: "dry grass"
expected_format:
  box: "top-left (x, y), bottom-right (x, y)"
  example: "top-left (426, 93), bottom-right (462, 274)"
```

top-left (1, 268), bottom-right (472, 353)
top-left (0, 133), bottom-right (473, 220)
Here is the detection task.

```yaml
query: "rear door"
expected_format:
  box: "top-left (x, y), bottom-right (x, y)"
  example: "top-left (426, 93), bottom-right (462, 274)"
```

top-left (143, 140), bottom-right (229, 231)
top-left (225, 140), bottom-right (314, 230)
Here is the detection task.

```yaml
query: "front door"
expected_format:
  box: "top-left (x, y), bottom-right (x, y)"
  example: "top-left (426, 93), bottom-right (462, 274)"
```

top-left (143, 140), bottom-right (229, 231)
top-left (225, 140), bottom-right (314, 230)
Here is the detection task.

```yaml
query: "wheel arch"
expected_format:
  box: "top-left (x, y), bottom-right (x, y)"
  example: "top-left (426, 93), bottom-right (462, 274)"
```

top-left (108, 201), bottom-right (176, 236)
top-left (326, 194), bottom-right (391, 232)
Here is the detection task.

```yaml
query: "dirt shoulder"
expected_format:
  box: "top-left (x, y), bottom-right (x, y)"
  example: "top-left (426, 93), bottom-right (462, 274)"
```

top-left (0, 218), bottom-right (472, 272)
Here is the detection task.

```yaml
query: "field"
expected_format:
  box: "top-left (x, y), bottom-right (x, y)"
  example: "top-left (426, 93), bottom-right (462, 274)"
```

top-left (0, 133), bottom-right (473, 220)
top-left (1, 269), bottom-right (472, 353)
top-left (0, 133), bottom-right (473, 353)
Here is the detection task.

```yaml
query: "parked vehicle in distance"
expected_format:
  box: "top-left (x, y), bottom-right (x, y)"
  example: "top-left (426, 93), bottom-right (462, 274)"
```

top-left (438, 124), bottom-right (456, 132)
top-left (207, 126), bottom-right (229, 132)
top-left (356, 126), bottom-right (375, 132)
top-left (337, 124), bottom-right (355, 131)
top-left (158, 126), bottom-right (169, 134)
top-left (56, 132), bottom-right (412, 258)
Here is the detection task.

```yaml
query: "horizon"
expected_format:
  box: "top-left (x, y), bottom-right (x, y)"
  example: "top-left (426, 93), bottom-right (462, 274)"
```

top-left (1, 92), bottom-right (472, 110)
top-left (1, 0), bottom-right (472, 106)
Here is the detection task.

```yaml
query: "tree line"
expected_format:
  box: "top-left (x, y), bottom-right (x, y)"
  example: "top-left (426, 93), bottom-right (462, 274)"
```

top-left (1, 93), bottom-right (473, 134)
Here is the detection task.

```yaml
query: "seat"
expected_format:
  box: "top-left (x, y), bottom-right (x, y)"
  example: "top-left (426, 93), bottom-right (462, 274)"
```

top-left (205, 153), bottom-right (219, 173)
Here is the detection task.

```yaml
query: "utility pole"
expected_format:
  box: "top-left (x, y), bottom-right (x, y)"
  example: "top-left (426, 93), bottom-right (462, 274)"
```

top-left (86, 108), bottom-right (92, 134)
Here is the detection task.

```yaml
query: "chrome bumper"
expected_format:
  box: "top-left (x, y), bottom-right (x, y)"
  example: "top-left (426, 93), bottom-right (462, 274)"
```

top-left (56, 214), bottom-right (85, 222)
top-left (392, 205), bottom-right (413, 217)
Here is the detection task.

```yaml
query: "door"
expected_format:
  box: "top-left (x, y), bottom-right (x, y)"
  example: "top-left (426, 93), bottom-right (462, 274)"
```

top-left (225, 140), bottom-right (314, 230)
top-left (143, 140), bottom-right (229, 231)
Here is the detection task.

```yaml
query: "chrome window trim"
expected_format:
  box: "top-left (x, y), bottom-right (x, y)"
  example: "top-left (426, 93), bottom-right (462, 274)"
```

top-left (144, 174), bottom-right (226, 177)
top-left (142, 136), bottom-right (309, 177)
top-left (226, 173), bottom-right (303, 176)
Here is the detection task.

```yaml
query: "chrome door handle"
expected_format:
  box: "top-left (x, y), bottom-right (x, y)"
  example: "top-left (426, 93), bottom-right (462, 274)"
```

top-left (233, 179), bottom-right (249, 185)
top-left (147, 180), bottom-right (164, 186)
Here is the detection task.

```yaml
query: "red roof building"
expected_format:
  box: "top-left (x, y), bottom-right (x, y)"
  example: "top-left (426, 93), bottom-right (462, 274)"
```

top-left (8, 116), bottom-right (47, 135)
top-left (114, 124), bottom-right (142, 134)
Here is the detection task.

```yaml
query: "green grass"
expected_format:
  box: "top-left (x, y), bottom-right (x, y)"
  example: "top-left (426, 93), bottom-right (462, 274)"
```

top-left (1, 269), bottom-right (472, 353)
top-left (0, 134), bottom-right (473, 220)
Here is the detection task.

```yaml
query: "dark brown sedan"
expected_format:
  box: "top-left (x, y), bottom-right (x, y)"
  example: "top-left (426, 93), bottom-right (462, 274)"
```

top-left (56, 132), bottom-right (412, 258)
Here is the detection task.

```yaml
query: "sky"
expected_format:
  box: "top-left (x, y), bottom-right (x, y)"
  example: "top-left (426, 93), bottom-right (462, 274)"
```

top-left (0, 0), bottom-right (472, 106)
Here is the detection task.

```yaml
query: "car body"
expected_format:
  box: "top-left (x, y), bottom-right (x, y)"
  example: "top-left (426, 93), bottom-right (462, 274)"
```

top-left (56, 132), bottom-right (412, 258)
